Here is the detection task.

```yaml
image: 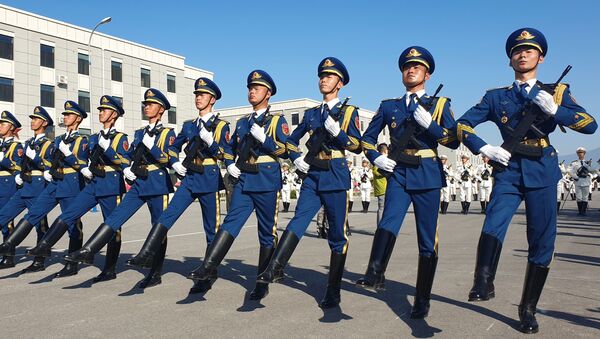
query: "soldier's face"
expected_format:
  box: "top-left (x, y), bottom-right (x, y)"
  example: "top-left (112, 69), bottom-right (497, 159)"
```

top-left (510, 47), bottom-right (544, 73)
top-left (143, 103), bottom-right (164, 120)
top-left (195, 92), bottom-right (215, 111)
top-left (62, 113), bottom-right (79, 127)
top-left (577, 151), bottom-right (585, 160)
top-left (402, 63), bottom-right (430, 88)
top-left (248, 85), bottom-right (271, 106)
top-left (0, 122), bottom-right (12, 136)
top-left (319, 74), bottom-right (343, 94)
top-left (98, 108), bottom-right (117, 123)
top-left (30, 117), bottom-right (45, 130)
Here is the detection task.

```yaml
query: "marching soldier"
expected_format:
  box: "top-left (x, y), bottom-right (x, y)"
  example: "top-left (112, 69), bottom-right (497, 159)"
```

top-left (65, 89), bottom-right (176, 289)
top-left (348, 161), bottom-right (357, 212)
top-left (356, 47), bottom-right (459, 318)
top-left (568, 147), bottom-right (593, 215)
top-left (256, 57), bottom-right (361, 308)
top-left (281, 163), bottom-right (294, 212)
top-left (0, 111), bottom-right (23, 268)
top-left (26, 96), bottom-right (128, 282)
top-left (456, 154), bottom-right (475, 214)
top-left (0, 103), bottom-right (89, 274)
top-left (186, 70), bottom-right (289, 299)
top-left (455, 28), bottom-right (596, 333)
top-left (359, 159), bottom-right (373, 213)
top-left (476, 156), bottom-right (493, 214)
top-left (127, 78), bottom-right (231, 294)
top-left (373, 143), bottom-right (389, 223)
top-left (439, 154), bottom-right (451, 214)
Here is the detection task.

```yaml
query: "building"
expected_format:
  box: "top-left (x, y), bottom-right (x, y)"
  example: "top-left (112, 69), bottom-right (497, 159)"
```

top-left (0, 4), bottom-right (212, 140)
top-left (217, 98), bottom-right (388, 166)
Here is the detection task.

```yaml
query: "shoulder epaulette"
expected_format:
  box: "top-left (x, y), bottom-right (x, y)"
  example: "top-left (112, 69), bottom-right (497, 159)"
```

top-left (382, 97), bottom-right (402, 102)
top-left (486, 86), bottom-right (510, 92)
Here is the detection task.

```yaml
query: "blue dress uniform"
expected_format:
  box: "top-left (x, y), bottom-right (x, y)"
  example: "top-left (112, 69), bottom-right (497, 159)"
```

top-left (356, 47), bottom-right (459, 319)
top-left (127, 78), bottom-right (230, 282)
top-left (65, 88), bottom-right (175, 289)
top-left (0, 107), bottom-right (54, 270)
top-left (187, 70), bottom-right (289, 298)
top-left (456, 28), bottom-right (597, 333)
top-left (27, 95), bottom-right (128, 280)
top-left (258, 57), bottom-right (363, 308)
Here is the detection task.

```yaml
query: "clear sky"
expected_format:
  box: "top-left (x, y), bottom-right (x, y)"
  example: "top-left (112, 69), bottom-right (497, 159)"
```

top-left (4, 0), bottom-right (599, 155)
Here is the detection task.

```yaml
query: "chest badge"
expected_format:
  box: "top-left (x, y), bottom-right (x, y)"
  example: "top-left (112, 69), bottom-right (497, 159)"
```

top-left (391, 121), bottom-right (397, 129)
top-left (501, 116), bottom-right (508, 124)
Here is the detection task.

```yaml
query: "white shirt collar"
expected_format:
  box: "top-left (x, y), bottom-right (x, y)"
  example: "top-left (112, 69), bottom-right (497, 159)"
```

top-left (254, 108), bottom-right (268, 119)
top-left (322, 97), bottom-right (340, 110)
top-left (34, 133), bottom-right (45, 141)
top-left (146, 121), bottom-right (162, 129)
top-left (199, 112), bottom-right (214, 125)
top-left (102, 127), bottom-right (116, 134)
top-left (405, 89), bottom-right (426, 105)
top-left (514, 78), bottom-right (537, 94)
top-left (3, 137), bottom-right (13, 143)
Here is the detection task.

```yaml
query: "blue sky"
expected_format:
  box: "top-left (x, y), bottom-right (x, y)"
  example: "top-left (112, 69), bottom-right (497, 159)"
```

top-left (4, 0), bottom-right (599, 156)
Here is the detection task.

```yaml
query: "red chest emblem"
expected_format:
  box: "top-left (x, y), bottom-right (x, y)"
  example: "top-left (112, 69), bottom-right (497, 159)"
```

top-left (169, 136), bottom-right (175, 145)
top-left (282, 123), bottom-right (289, 136)
top-left (123, 141), bottom-right (129, 151)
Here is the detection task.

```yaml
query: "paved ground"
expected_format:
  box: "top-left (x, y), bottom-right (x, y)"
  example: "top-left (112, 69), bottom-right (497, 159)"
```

top-left (0, 194), bottom-right (598, 338)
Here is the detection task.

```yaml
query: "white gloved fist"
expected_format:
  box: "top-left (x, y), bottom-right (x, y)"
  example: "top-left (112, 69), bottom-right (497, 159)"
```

top-left (0, 151), bottom-right (4, 162)
top-left (373, 155), bottom-right (397, 172)
top-left (294, 156), bottom-right (310, 173)
top-left (532, 90), bottom-right (558, 116)
top-left (98, 135), bottom-right (110, 151)
top-left (26, 146), bottom-right (36, 159)
top-left (59, 140), bottom-right (73, 157)
top-left (43, 170), bottom-right (53, 182)
top-left (199, 126), bottom-right (215, 145)
top-left (81, 167), bottom-right (93, 180)
top-left (15, 174), bottom-right (23, 185)
top-left (142, 133), bottom-right (156, 149)
top-left (480, 144), bottom-right (511, 166)
top-left (227, 163), bottom-right (241, 178)
top-left (324, 116), bottom-right (341, 137)
top-left (414, 105), bottom-right (433, 129)
top-left (172, 161), bottom-right (187, 177)
top-left (123, 166), bottom-right (137, 181)
top-left (250, 124), bottom-right (267, 143)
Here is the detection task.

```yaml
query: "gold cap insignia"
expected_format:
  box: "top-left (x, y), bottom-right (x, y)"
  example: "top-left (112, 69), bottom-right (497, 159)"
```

top-left (198, 79), bottom-right (207, 86)
top-left (146, 89), bottom-right (155, 97)
top-left (251, 72), bottom-right (262, 80)
top-left (102, 96), bottom-right (109, 103)
top-left (322, 59), bottom-right (335, 67)
top-left (34, 107), bottom-right (40, 113)
top-left (501, 116), bottom-right (508, 124)
top-left (391, 121), bottom-right (397, 129)
top-left (516, 30), bottom-right (535, 41)
top-left (406, 48), bottom-right (422, 58)
top-left (65, 102), bottom-right (72, 108)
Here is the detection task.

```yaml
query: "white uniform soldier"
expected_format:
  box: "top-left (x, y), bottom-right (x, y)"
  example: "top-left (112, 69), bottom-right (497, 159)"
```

top-left (569, 147), bottom-right (593, 215)
top-left (476, 156), bottom-right (493, 214)
top-left (280, 163), bottom-right (295, 212)
top-left (456, 154), bottom-right (476, 214)
top-left (358, 159), bottom-right (373, 213)
top-left (440, 155), bottom-right (452, 214)
top-left (347, 161), bottom-right (357, 212)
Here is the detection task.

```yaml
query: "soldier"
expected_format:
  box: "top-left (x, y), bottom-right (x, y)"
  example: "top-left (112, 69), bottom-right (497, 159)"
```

top-left (281, 163), bottom-right (294, 212)
top-left (456, 154), bottom-right (475, 214)
top-left (0, 111), bottom-right (23, 268)
top-left (355, 46), bottom-right (459, 318)
top-left (455, 28), bottom-right (596, 333)
top-left (568, 147), bottom-right (593, 215)
top-left (186, 70), bottom-right (289, 299)
top-left (65, 88), bottom-right (176, 289)
top-left (439, 154), bottom-right (451, 214)
top-left (476, 156), bottom-right (493, 214)
top-left (373, 143), bottom-right (389, 223)
top-left (127, 79), bottom-right (231, 294)
top-left (0, 102), bottom-right (88, 274)
top-left (348, 161), bottom-right (357, 212)
top-left (359, 159), bottom-right (373, 213)
top-left (26, 96), bottom-right (128, 282)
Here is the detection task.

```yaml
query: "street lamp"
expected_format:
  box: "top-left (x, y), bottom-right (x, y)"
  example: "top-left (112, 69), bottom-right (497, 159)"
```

top-left (87, 17), bottom-right (112, 133)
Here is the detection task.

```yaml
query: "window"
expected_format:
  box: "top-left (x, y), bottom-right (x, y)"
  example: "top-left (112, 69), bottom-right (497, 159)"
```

top-left (168, 107), bottom-right (177, 124)
top-left (167, 74), bottom-right (176, 93)
top-left (40, 44), bottom-right (54, 68)
top-left (0, 34), bottom-right (13, 60)
top-left (41, 85), bottom-right (55, 107)
top-left (78, 91), bottom-right (90, 112)
top-left (360, 120), bottom-right (365, 132)
top-left (141, 103), bottom-right (148, 120)
top-left (78, 53), bottom-right (89, 75)
top-left (291, 112), bottom-right (299, 125)
top-left (111, 60), bottom-right (122, 82)
top-left (141, 68), bottom-right (151, 88)
top-left (0, 77), bottom-right (14, 102)
top-left (46, 126), bottom-right (55, 140)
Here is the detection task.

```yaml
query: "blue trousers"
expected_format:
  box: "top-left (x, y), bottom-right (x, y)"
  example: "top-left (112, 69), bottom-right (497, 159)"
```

top-left (482, 182), bottom-right (556, 266)
top-left (24, 183), bottom-right (80, 239)
top-left (104, 185), bottom-right (169, 231)
top-left (0, 190), bottom-right (49, 239)
top-left (158, 184), bottom-right (221, 245)
top-left (0, 194), bottom-right (15, 238)
top-left (377, 177), bottom-right (440, 257)
top-left (220, 183), bottom-right (278, 247)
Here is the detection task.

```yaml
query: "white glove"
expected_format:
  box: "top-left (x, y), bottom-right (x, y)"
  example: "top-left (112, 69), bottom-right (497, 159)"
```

top-left (250, 124), bottom-right (267, 143)
top-left (142, 133), bottom-right (156, 149)
top-left (227, 163), bottom-right (241, 178)
top-left (98, 135), bottom-right (110, 151)
top-left (532, 90), bottom-right (558, 116)
top-left (373, 155), bottom-right (397, 172)
top-left (324, 116), bottom-right (341, 137)
top-left (172, 161), bottom-right (187, 177)
top-left (294, 156), bottom-right (310, 173)
top-left (15, 174), bottom-right (23, 185)
top-left (123, 166), bottom-right (137, 181)
top-left (199, 126), bottom-right (215, 145)
top-left (0, 151), bottom-right (4, 162)
top-left (26, 146), bottom-right (36, 159)
top-left (59, 140), bottom-right (73, 157)
top-left (43, 170), bottom-right (53, 182)
top-left (479, 144), bottom-right (511, 166)
top-left (414, 105), bottom-right (433, 129)
top-left (81, 167), bottom-right (93, 180)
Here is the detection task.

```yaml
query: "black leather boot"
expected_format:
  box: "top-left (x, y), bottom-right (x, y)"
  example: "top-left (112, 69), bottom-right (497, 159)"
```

top-left (364, 202), bottom-right (370, 213)
top-left (465, 202), bottom-right (470, 214)
top-left (249, 246), bottom-right (275, 300)
top-left (0, 219), bottom-right (34, 256)
top-left (257, 231), bottom-right (299, 284)
top-left (576, 201), bottom-right (582, 215)
top-left (348, 201), bottom-right (353, 212)
top-left (64, 224), bottom-right (115, 265)
top-left (556, 202), bottom-right (561, 214)
top-left (460, 202), bottom-right (466, 214)
top-left (480, 201), bottom-right (486, 214)
top-left (319, 251), bottom-right (347, 309)
top-left (127, 223), bottom-right (168, 269)
top-left (474, 194), bottom-right (478, 201)
top-left (138, 237), bottom-right (167, 289)
top-left (21, 226), bottom-right (47, 273)
top-left (54, 236), bottom-right (83, 278)
top-left (26, 218), bottom-right (70, 258)
top-left (582, 202), bottom-right (588, 215)
top-left (0, 231), bottom-right (15, 269)
top-left (518, 263), bottom-right (549, 334)
top-left (187, 231), bottom-right (234, 293)
top-left (92, 233), bottom-right (121, 283)
top-left (469, 233), bottom-right (502, 301)
top-left (356, 228), bottom-right (396, 290)
top-left (410, 255), bottom-right (438, 319)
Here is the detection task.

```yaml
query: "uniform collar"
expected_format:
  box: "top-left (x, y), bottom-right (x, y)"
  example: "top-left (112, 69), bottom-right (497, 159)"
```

top-left (322, 97), bottom-right (340, 109)
top-left (3, 137), bottom-right (13, 143)
top-left (405, 89), bottom-right (426, 105)
top-left (514, 78), bottom-right (537, 93)
top-left (254, 108), bottom-right (268, 119)
top-left (146, 121), bottom-right (163, 130)
top-left (198, 112), bottom-right (214, 125)
top-left (34, 133), bottom-right (45, 141)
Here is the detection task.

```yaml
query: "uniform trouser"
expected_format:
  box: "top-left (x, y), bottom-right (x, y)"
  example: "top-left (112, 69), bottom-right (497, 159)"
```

top-left (0, 195), bottom-right (15, 237)
top-left (281, 189), bottom-right (291, 203)
top-left (348, 188), bottom-right (354, 202)
top-left (575, 185), bottom-right (589, 202)
top-left (59, 183), bottom-right (120, 237)
top-left (220, 183), bottom-right (279, 247)
top-left (0, 191), bottom-right (48, 237)
top-left (479, 184), bottom-right (492, 202)
top-left (158, 184), bottom-right (220, 245)
top-left (376, 195), bottom-right (385, 225)
top-left (104, 185), bottom-right (169, 231)
top-left (482, 183), bottom-right (556, 266)
top-left (460, 183), bottom-right (472, 202)
top-left (441, 186), bottom-right (450, 203)
top-left (361, 188), bottom-right (371, 202)
top-left (377, 178), bottom-right (439, 257)
top-left (24, 183), bottom-right (80, 240)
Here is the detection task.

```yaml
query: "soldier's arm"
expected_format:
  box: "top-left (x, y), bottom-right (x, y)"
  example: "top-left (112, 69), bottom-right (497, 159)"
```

top-left (335, 106), bottom-right (362, 154)
top-left (168, 127), bottom-right (188, 166)
top-left (551, 86), bottom-right (597, 134)
top-left (434, 99), bottom-right (460, 149)
top-left (148, 129), bottom-right (175, 164)
top-left (454, 93), bottom-right (494, 155)
top-left (40, 140), bottom-right (54, 170)
top-left (260, 116), bottom-right (288, 158)
top-left (223, 122), bottom-right (238, 167)
top-left (204, 121), bottom-right (226, 158)
top-left (360, 104), bottom-right (386, 163)
top-left (62, 136), bottom-right (89, 169)
top-left (214, 122), bottom-right (231, 161)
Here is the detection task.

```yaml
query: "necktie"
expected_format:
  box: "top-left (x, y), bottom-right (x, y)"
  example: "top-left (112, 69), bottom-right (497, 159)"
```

top-left (407, 93), bottom-right (418, 112)
top-left (519, 83), bottom-right (529, 99)
top-left (322, 103), bottom-right (330, 122)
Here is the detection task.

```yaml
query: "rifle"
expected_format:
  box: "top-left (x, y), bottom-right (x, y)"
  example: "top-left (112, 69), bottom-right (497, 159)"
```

top-left (88, 130), bottom-right (111, 178)
top-left (381, 84), bottom-right (444, 178)
top-left (19, 140), bottom-right (35, 184)
top-left (232, 106), bottom-right (272, 183)
top-left (296, 97), bottom-right (351, 179)
top-left (127, 124), bottom-right (161, 185)
top-left (179, 114), bottom-right (220, 179)
top-left (489, 65), bottom-right (572, 172)
top-left (49, 131), bottom-right (76, 180)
